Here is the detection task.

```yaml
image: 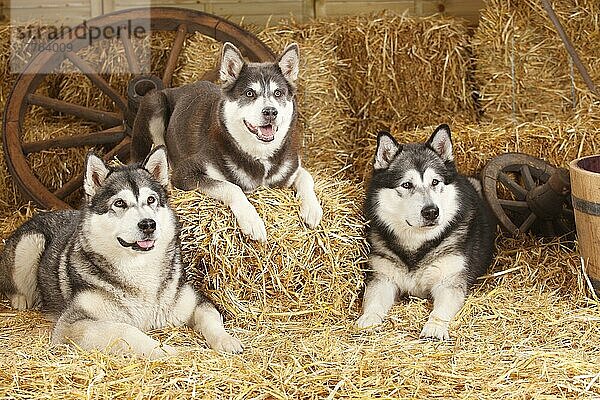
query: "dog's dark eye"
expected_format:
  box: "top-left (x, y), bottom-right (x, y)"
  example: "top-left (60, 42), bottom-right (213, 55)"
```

top-left (147, 196), bottom-right (156, 205)
top-left (273, 89), bottom-right (282, 97)
top-left (401, 182), bottom-right (413, 190)
top-left (245, 89), bottom-right (255, 98)
top-left (432, 179), bottom-right (440, 187)
top-left (113, 199), bottom-right (127, 209)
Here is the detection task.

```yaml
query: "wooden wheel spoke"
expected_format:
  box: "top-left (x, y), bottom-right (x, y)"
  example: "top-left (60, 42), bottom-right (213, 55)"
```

top-left (518, 213), bottom-right (537, 233)
top-left (498, 172), bottom-right (528, 199)
top-left (162, 23), bottom-right (188, 87)
top-left (27, 94), bottom-right (122, 126)
top-left (54, 173), bottom-right (83, 200)
top-left (23, 127), bottom-right (125, 155)
top-left (121, 27), bottom-right (141, 75)
top-left (66, 52), bottom-right (128, 111)
top-left (53, 137), bottom-right (131, 200)
top-left (498, 199), bottom-right (530, 210)
top-left (520, 165), bottom-right (535, 190)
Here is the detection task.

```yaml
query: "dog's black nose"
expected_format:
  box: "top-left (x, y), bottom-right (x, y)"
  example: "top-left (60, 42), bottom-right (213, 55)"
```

top-left (421, 206), bottom-right (439, 221)
top-left (262, 107), bottom-right (278, 119)
top-left (138, 218), bottom-right (156, 234)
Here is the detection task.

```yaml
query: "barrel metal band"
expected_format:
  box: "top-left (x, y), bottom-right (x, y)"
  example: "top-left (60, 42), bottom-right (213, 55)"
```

top-left (572, 195), bottom-right (600, 216)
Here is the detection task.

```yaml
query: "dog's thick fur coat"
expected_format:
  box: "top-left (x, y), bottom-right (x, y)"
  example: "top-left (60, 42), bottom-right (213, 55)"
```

top-left (131, 42), bottom-right (322, 241)
top-left (0, 147), bottom-right (242, 358)
top-left (357, 125), bottom-right (496, 340)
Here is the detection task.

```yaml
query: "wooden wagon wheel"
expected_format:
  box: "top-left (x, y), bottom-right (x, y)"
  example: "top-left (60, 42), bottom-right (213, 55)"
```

top-left (481, 153), bottom-right (575, 237)
top-left (3, 7), bottom-right (275, 210)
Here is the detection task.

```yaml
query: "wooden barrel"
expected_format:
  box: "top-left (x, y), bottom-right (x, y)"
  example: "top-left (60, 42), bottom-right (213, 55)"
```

top-left (569, 155), bottom-right (600, 294)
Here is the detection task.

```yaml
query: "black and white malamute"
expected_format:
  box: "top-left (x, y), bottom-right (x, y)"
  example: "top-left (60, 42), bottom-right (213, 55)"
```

top-left (130, 42), bottom-right (322, 242)
top-left (0, 147), bottom-right (242, 358)
top-left (357, 124), bottom-right (496, 340)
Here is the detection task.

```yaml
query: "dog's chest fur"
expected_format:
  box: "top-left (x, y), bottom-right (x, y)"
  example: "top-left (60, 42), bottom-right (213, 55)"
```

top-left (368, 229), bottom-right (468, 298)
top-left (79, 247), bottom-right (184, 329)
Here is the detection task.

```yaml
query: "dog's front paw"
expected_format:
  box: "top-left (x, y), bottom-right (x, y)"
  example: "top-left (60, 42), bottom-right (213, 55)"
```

top-left (148, 343), bottom-right (179, 360)
top-left (356, 313), bottom-right (383, 328)
top-left (420, 321), bottom-right (450, 341)
top-left (9, 294), bottom-right (30, 310)
top-left (231, 201), bottom-right (267, 242)
top-left (208, 333), bottom-right (243, 354)
top-left (300, 196), bottom-right (323, 228)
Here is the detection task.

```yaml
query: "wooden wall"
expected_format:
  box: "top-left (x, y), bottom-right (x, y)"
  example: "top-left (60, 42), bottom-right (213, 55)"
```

top-left (5, 0), bottom-right (483, 25)
top-left (7, 0), bottom-right (99, 24)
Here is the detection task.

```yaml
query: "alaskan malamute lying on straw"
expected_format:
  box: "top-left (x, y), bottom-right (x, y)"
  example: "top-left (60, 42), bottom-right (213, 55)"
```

top-left (357, 125), bottom-right (496, 340)
top-left (0, 147), bottom-right (242, 358)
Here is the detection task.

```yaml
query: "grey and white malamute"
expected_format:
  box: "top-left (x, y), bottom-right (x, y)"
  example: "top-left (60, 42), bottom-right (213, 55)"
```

top-left (357, 124), bottom-right (495, 340)
top-left (130, 42), bottom-right (322, 242)
top-left (0, 147), bottom-right (242, 358)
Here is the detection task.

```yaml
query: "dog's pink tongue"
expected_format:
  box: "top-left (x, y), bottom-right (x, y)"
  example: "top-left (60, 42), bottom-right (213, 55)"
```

top-left (258, 125), bottom-right (274, 139)
top-left (136, 240), bottom-right (155, 249)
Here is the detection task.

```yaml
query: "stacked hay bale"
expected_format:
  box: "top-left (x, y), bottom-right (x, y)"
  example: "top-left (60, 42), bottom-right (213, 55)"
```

top-left (172, 32), bottom-right (221, 86)
top-left (0, 24), bottom-right (14, 110)
top-left (473, 0), bottom-right (600, 123)
top-left (319, 12), bottom-right (477, 181)
top-left (335, 12), bottom-right (476, 131)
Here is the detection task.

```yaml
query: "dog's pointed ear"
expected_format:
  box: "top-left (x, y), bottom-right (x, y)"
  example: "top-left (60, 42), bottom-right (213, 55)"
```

top-left (220, 42), bottom-right (245, 87)
top-left (84, 152), bottom-right (109, 198)
top-left (374, 131), bottom-right (401, 170)
top-left (426, 124), bottom-right (454, 162)
top-left (278, 43), bottom-right (300, 84)
top-left (143, 146), bottom-right (169, 188)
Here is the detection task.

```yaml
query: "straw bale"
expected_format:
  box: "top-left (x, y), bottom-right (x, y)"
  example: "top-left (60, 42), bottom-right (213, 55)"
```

top-left (172, 175), bottom-right (368, 320)
top-left (333, 11), bottom-right (477, 134)
top-left (473, 0), bottom-right (600, 123)
top-left (0, 23), bottom-right (14, 110)
top-left (171, 32), bottom-right (221, 86)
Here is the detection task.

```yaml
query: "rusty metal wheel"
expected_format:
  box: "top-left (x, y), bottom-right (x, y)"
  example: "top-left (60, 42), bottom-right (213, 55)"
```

top-left (3, 7), bottom-right (274, 210)
top-left (481, 153), bottom-right (575, 237)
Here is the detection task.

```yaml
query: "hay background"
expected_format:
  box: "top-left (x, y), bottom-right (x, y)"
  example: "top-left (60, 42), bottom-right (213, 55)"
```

top-left (473, 0), bottom-right (600, 123)
top-left (0, 7), bottom-right (600, 399)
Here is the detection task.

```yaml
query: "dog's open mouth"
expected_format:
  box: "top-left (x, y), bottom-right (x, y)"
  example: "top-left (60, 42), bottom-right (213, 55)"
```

top-left (407, 220), bottom-right (438, 228)
top-left (118, 237), bottom-right (155, 252)
top-left (244, 120), bottom-right (276, 142)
